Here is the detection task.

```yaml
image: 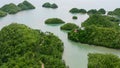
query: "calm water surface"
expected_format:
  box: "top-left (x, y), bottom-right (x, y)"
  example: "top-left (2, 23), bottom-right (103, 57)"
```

top-left (0, 0), bottom-right (120, 68)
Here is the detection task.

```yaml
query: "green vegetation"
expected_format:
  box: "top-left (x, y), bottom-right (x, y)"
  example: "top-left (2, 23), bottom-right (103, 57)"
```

top-left (105, 16), bottom-right (120, 23)
top-left (87, 9), bottom-right (106, 15)
top-left (0, 23), bottom-right (66, 68)
top-left (98, 8), bottom-right (106, 14)
top-left (42, 2), bottom-right (58, 9)
top-left (72, 16), bottom-right (78, 19)
top-left (69, 8), bottom-right (87, 14)
top-left (60, 23), bottom-right (79, 31)
top-left (69, 8), bottom-right (80, 13)
top-left (51, 3), bottom-right (58, 8)
top-left (0, 3), bottom-right (21, 14)
top-left (87, 9), bottom-right (98, 15)
top-left (18, 3), bottom-right (28, 10)
top-left (18, 1), bottom-right (35, 10)
top-left (82, 14), bottom-right (120, 29)
top-left (0, 1), bottom-right (35, 17)
top-left (68, 14), bottom-right (120, 48)
top-left (69, 8), bottom-right (106, 14)
top-left (0, 10), bottom-right (7, 17)
top-left (108, 8), bottom-right (120, 17)
top-left (88, 53), bottom-right (120, 68)
top-left (79, 9), bottom-right (87, 13)
top-left (108, 11), bottom-right (114, 15)
top-left (82, 14), bottom-right (115, 28)
top-left (69, 26), bottom-right (120, 48)
top-left (42, 2), bottom-right (51, 8)
top-left (45, 18), bottom-right (65, 24)
top-left (22, 1), bottom-right (35, 9)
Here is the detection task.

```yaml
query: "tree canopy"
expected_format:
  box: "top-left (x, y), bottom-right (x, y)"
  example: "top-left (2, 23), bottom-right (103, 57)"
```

top-left (68, 25), bottom-right (120, 48)
top-left (0, 1), bottom-right (35, 16)
top-left (68, 14), bottom-right (120, 49)
top-left (105, 16), bottom-right (120, 23)
top-left (81, 14), bottom-right (115, 28)
top-left (22, 1), bottom-right (35, 9)
top-left (72, 16), bottom-right (78, 19)
top-left (88, 53), bottom-right (120, 68)
top-left (51, 3), bottom-right (58, 8)
top-left (0, 23), bottom-right (66, 68)
top-left (45, 18), bottom-right (65, 24)
top-left (18, 1), bottom-right (35, 10)
top-left (42, 2), bottom-right (51, 8)
top-left (69, 8), bottom-right (80, 13)
top-left (87, 9), bottom-right (98, 15)
top-left (69, 8), bottom-right (87, 14)
top-left (0, 10), bottom-right (7, 17)
top-left (0, 3), bottom-right (21, 14)
top-left (60, 23), bottom-right (79, 31)
top-left (98, 8), bottom-right (106, 14)
top-left (69, 8), bottom-right (106, 15)
top-left (108, 8), bottom-right (120, 17)
top-left (79, 9), bottom-right (87, 13)
top-left (42, 2), bottom-right (58, 9)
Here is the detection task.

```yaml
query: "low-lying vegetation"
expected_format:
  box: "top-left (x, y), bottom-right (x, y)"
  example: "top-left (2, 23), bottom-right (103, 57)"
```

top-left (69, 8), bottom-right (106, 15)
top-left (72, 16), bottom-right (78, 19)
top-left (69, 8), bottom-right (86, 14)
top-left (60, 23), bottom-right (79, 31)
top-left (88, 53), bottom-right (120, 68)
top-left (45, 18), bottom-right (65, 24)
top-left (42, 2), bottom-right (58, 9)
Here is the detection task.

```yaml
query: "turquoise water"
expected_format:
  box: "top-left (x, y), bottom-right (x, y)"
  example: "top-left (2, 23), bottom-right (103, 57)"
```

top-left (0, 0), bottom-right (120, 68)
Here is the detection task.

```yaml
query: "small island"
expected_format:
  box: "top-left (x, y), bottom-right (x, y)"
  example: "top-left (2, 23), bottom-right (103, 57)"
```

top-left (87, 8), bottom-right (106, 15)
top-left (51, 3), bottom-right (58, 8)
top-left (72, 16), bottom-right (78, 19)
top-left (0, 1), bottom-right (35, 15)
top-left (98, 8), bottom-right (106, 14)
top-left (0, 3), bottom-right (21, 14)
top-left (0, 23), bottom-right (67, 68)
top-left (79, 9), bottom-right (87, 14)
top-left (42, 2), bottom-right (51, 8)
top-left (69, 8), bottom-right (80, 13)
top-left (0, 10), bottom-right (7, 17)
top-left (88, 53), bottom-right (120, 68)
top-left (18, 1), bottom-right (35, 10)
top-left (69, 8), bottom-right (87, 14)
top-left (87, 9), bottom-right (98, 15)
top-left (69, 8), bottom-right (106, 15)
top-left (42, 2), bottom-right (58, 9)
top-left (45, 18), bottom-right (65, 24)
top-left (68, 14), bottom-right (120, 49)
top-left (108, 8), bottom-right (120, 17)
top-left (60, 23), bottom-right (79, 31)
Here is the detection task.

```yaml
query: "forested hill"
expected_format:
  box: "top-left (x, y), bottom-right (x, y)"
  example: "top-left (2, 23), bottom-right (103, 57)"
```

top-left (0, 23), bottom-right (66, 68)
